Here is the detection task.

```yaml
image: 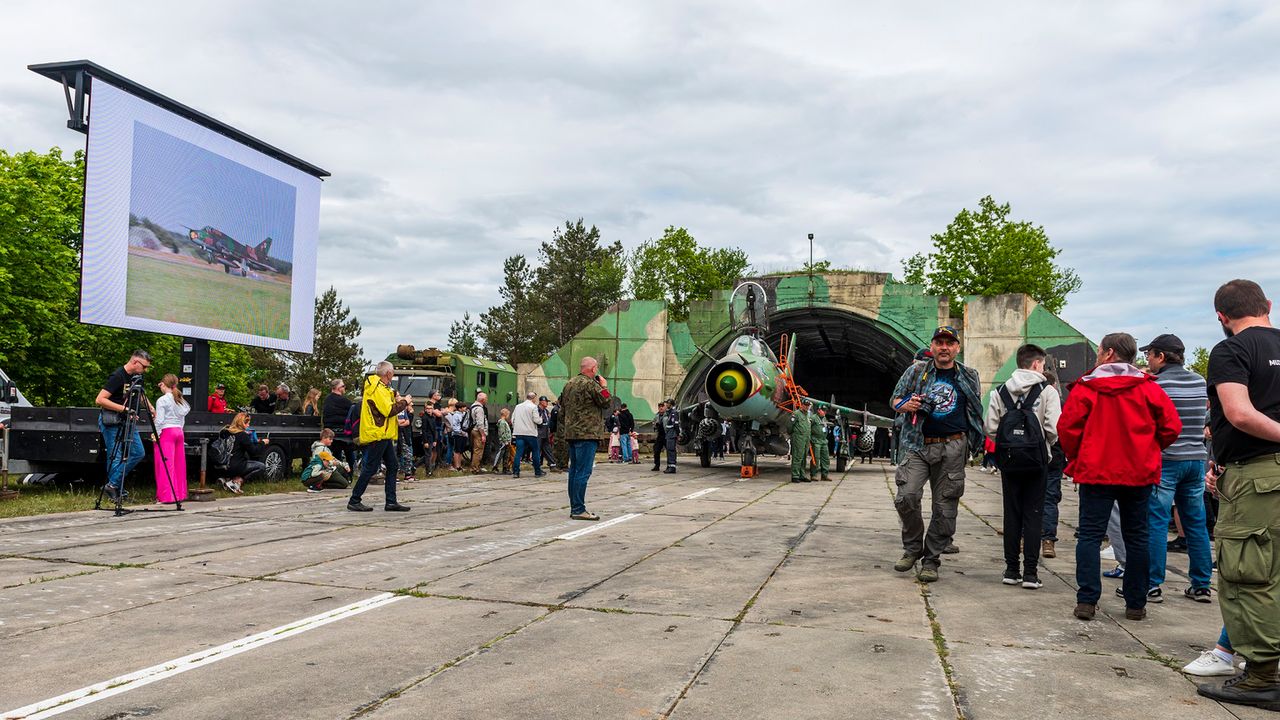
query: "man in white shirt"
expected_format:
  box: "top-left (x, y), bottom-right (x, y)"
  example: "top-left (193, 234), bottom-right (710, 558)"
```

top-left (510, 391), bottom-right (544, 478)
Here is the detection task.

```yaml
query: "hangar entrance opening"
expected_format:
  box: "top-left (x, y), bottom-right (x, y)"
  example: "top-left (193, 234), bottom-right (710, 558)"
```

top-left (764, 309), bottom-right (917, 417)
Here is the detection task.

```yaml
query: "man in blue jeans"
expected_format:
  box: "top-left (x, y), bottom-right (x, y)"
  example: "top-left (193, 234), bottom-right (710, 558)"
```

top-left (95, 350), bottom-right (154, 502)
top-left (1058, 333), bottom-right (1181, 621)
top-left (1141, 334), bottom-right (1213, 603)
top-left (559, 357), bottom-right (612, 520)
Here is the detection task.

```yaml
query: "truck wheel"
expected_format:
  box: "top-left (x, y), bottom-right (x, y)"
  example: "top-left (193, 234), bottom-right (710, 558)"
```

top-left (836, 455), bottom-right (847, 472)
top-left (262, 444), bottom-right (289, 481)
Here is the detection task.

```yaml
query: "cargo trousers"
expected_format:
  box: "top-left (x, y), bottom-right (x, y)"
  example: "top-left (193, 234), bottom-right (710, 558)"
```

top-left (1217, 453), bottom-right (1280, 664)
top-left (894, 435), bottom-right (967, 569)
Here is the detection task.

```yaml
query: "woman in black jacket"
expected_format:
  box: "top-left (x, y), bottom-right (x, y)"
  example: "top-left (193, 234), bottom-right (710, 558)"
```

top-left (321, 378), bottom-right (355, 468)
top-left (218, 412), bottom-right (267, 494)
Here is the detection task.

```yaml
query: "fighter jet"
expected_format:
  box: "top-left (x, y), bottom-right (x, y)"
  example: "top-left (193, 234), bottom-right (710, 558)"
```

top-left (682, 282), bottom-right (894, 475)
top-left (184, 226), bottom-right (277, 276)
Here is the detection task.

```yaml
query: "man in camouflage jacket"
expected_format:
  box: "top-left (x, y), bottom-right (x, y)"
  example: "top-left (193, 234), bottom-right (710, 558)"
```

top-left (560, 356), bottom-right (612, 520)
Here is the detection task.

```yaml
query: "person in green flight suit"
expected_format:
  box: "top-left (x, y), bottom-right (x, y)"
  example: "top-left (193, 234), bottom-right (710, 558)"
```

top-left (811, 406), bottom-right (831, 481)
top-left (789, 399), bottom-right (812, 483)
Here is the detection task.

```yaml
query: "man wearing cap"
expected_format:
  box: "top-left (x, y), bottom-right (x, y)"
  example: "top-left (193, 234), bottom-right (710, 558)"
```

top-left (810, 406), bottom-right (831, 481)
top-left (789, 399), bottom-right (813, 482)
top-left (1142, 333), bottom-right (1213, 604)
top-left (536, 396), bottom-right (555, 470)
top-left (661, 398), bottom-right (680, 473)
top-left (890, 325), bottom-right (984, 583)
top-left (274, 383), bottom-right (302, 415)
top-left (207, 383), bottom-right (228, 413)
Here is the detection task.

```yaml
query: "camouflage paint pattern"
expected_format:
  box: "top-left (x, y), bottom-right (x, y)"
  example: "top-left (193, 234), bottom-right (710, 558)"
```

top-left (521, 273), bottom-right (1094, 422)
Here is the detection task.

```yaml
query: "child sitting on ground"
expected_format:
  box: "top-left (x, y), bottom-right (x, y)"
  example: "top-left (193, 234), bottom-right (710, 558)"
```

top-left (301, 429), bottom-right (352, 492)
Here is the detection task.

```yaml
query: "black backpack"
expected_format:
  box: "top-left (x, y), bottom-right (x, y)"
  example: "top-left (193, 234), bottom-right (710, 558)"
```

top-left (212, 434), bottom-right (236, 468)
top-left (995, 383), bottom-right (1048, 474)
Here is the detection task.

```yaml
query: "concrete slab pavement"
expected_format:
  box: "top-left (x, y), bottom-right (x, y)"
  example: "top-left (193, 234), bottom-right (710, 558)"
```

top-left (0, 459), bottom-right (1242, 719)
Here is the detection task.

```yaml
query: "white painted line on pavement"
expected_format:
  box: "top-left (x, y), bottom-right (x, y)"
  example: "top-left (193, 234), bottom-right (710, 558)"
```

top-left (4, 592), bottom-right (405, 720)
top-left (556, 513), bottom-right (641, 540)
top-left (680, 488), bottom-right (720, 500)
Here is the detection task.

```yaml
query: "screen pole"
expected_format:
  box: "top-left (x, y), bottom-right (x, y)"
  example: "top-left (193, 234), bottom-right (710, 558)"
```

top-left (180, 338), bottom-right (210, 411)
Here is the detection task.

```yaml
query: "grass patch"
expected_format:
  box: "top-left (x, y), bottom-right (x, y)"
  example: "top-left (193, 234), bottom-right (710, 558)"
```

top-left (0, 476), bottom-right (304, 520)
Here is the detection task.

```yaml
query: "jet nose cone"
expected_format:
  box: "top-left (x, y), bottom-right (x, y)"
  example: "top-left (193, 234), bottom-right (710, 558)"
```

top-left (712, 367), bottom-right (749, 403)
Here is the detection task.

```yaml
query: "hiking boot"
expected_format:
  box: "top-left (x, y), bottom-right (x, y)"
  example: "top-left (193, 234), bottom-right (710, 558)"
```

top-left (1185, 586), bottom-right (1213, 603)
top-left (820, 474), bottom-right (831, 481)
top-left (917, 567), bottom-right (939, 583)
top-left (347, 502), bottom-right (373, 512)
top-left (942, 543), bottom-right (959, 554)
top-left (893, 553), bottom-right (920, 573)
top-left (1125, 606), bottom-right (1147, 621)
top-left (1022, 575), bottom-right (1043, 590)
top-left (791, 477), bottom-right (802, 483)
top-left (1073, 603), bottom-right (1096, 621)
top-left (1002, 568), bottom-right (1022, 586)
top-left (1041, 539), bottom-right (1056, 558)
top-left (1197, 660), bottom-right (1280, 711)
top-left (104, 484), bottom-right (121, 502)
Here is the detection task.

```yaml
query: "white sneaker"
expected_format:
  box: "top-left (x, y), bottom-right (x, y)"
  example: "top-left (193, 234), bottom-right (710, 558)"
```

top-left (1181, 651), bottom-right (1237, 677)
top-left (1100, 545), bottom-right (1116, 561)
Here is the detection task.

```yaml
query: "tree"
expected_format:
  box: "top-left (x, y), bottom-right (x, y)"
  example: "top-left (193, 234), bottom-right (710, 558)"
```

top-left (479, 255), bottom-right (545, 364)
top-left (903, 195), bottom-right (1082, 314)
top-left (448, 312), bottom-right (482, 357)
top-left (629, 226), bottom-right (750, 322)
top-left (1188, 346), bottom-right (1210, 378)
top-left (280, 287), bottom-right (367, 396)
top-left (534, 219), bottom-right (626, 348)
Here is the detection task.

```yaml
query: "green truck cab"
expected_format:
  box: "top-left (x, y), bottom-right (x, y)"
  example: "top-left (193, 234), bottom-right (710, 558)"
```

top-left (387, 346), bottom-right (518, 463)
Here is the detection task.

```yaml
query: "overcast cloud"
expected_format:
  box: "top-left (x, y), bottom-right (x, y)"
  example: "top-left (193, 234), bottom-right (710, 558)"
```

top-left (2, 1), bottom-right (1278, 362)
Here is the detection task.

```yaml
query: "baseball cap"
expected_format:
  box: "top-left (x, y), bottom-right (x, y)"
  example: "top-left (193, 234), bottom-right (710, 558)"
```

top-left (1140, 333), bottom-right (1185, 355)
top-left (538, 395), bottom-right (548, 402)
top-left (215, 383), bottom-right (226, 389)
top-left (932, 325), bottom-right (960, 342)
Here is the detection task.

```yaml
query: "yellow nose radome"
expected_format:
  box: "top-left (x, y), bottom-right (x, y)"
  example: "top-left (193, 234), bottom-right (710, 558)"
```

top-left (713, 368), bottom-right (750, 403)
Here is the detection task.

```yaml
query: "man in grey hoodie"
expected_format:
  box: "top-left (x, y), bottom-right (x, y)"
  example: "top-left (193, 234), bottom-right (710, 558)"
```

top-left (984, 344), bottom-right (1062, 589)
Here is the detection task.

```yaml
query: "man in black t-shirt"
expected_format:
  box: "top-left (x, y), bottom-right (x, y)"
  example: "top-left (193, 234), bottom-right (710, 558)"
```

top-left (94, 350), bottom-right (153, 501)
top-left (249, 384), bottom-right (276, 414)
top-left (1197, 279), bottom-right (1280, 709)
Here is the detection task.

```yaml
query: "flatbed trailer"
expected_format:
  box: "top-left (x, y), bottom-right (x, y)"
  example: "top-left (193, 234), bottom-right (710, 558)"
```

top-left (5, 406), bottom-right (321, 485)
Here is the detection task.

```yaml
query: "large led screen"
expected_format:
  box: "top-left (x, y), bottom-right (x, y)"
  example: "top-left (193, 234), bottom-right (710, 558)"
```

top-left (82, 80), bottom-right (320, 352)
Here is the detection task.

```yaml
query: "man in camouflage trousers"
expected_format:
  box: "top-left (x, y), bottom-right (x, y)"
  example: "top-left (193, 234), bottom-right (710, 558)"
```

top-left (560, 356), bottom-right (612, 521)
top-left (790, 400), bottom-right (812, 483)
top-left (811, 406), bottom-right (831, 481)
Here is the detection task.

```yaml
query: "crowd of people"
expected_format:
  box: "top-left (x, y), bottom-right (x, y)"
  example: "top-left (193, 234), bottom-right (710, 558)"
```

top-left (888, 279), bottom-right (1280, 711)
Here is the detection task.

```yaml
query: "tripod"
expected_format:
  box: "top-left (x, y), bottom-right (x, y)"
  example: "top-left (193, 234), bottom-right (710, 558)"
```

top-left (95, 380), bottom-right (184, 516)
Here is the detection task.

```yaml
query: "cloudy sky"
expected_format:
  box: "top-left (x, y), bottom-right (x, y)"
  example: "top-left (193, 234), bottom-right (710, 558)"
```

top-left (3, 1), bottom-right (1278, 360)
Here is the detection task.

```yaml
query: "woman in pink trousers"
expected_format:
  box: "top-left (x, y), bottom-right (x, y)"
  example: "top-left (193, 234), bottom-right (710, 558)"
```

top-left (153, 373), bottom-right (190, 503)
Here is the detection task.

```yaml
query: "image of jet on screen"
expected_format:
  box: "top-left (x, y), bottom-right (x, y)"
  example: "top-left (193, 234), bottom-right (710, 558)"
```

top-left (184, 226), bottom-right (288, 277)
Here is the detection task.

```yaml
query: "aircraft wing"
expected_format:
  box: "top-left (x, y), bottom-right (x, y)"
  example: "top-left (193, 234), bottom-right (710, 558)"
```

top-left (801, 397), bottom-right (895, 428)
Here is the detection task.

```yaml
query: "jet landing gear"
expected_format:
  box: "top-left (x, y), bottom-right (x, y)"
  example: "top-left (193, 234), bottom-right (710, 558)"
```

top-left (739, 436), bottom-right (758, 478)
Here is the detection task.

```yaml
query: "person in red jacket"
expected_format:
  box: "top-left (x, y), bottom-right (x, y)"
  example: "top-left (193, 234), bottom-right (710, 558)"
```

top-left (1058, 332), bottom-right (1181, 622)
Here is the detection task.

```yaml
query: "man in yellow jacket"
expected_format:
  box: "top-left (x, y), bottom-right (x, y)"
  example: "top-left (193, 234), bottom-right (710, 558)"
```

top-left (348, 361), bottom-right (412, 512)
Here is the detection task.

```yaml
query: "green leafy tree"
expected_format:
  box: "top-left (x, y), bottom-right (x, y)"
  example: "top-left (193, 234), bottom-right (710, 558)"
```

top-left (479, 255), bottom-right (545, 364)
top-left (279, 287), bottom-right (367, 396)
top-left (629, 226), bottom-right (749, 322)
top-left (448, 312), bottom-right (482, 357)
top-left (534, 219), bottom-right (626, 348)
top-left (903, 195), bottom-right (1082, 314)
top-left (1188, 346), bottom-right (1210, 378)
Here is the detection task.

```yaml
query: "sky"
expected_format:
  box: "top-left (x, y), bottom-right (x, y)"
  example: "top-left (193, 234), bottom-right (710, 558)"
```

top-left (131, 122), bottom-right (296, 262)
top-left (2, 1), bottom-right (1278, 360)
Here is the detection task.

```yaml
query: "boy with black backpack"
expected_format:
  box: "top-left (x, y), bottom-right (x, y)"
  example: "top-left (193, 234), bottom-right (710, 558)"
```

top-left (983, 344), bottom-right (1062, 589)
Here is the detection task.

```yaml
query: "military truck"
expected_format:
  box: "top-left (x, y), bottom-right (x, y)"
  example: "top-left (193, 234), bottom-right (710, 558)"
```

top-left (386, 346), bottom-right (518, 465)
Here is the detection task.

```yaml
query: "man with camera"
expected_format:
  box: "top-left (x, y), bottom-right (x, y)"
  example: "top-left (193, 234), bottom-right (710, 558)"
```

top-left (890, 326), bottom-right (984, 583)
top-left (348, 361), bottom-right (412, 513)
top-left (95, 350), bottom-right (154, 502)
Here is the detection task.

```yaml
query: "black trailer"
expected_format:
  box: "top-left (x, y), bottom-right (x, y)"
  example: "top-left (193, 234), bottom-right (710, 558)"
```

top-left (6, 406), bottom-right (322, 485)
